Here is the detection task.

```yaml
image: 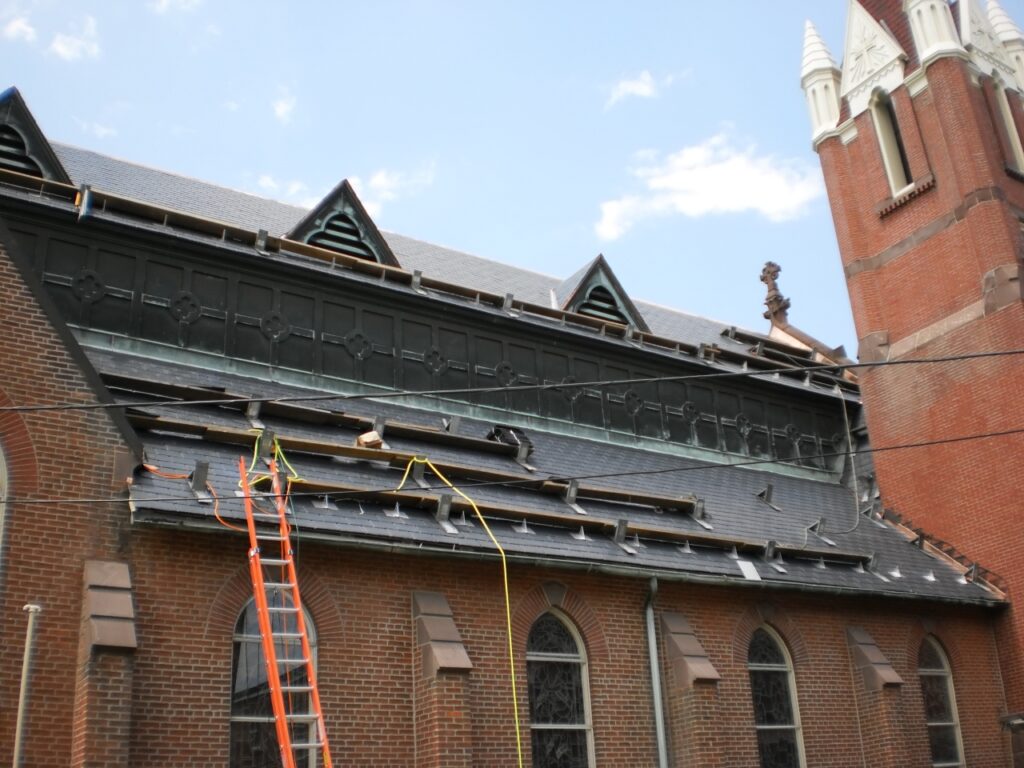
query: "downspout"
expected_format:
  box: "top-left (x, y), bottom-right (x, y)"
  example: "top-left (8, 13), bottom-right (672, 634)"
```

top-left (12, 603), bottom-right (42, 768)
top-left (645, 578), bottom-right (669, 768)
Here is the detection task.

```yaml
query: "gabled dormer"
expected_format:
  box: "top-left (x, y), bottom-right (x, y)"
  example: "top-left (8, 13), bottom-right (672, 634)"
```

top-left (554, 254), bottom-right (649, 331)
top-left (0, 87), bottom-right (71, 183)
top-left (286, 179), bottom-right (400, 267)
top-left (958, 0), bottom-right (1017, 79)
top-left (840, 0), bottom-right (908, 117)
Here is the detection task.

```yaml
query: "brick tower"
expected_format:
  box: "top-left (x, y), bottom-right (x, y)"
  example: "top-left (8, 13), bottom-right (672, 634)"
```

top-left (805, 0), bottom-right (1024, 731)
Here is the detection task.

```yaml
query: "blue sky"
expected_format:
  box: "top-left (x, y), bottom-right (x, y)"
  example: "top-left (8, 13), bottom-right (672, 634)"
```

top-left (3, 1), bottom-right (1024, 355)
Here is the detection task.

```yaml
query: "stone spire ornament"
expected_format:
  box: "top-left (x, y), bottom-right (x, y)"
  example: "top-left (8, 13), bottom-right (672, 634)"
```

top-left (801, 20), bottom-right (842, 142)
top-left (761, 261), bottom-right (791, 322)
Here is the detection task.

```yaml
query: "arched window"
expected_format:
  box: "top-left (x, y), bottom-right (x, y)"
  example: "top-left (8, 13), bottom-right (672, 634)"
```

top-left (747, 626), bottom-right (805, 768)
top-left (918, 636), bottom-right (964, 767)
top-left (526, 612), bottom-right (595, 768)
top-left (871, 89), bottom-right (913, 194)
top-left (993, 76), bottom-right (1024, 172)
top-left (230, 597), bottom-right (317, 768)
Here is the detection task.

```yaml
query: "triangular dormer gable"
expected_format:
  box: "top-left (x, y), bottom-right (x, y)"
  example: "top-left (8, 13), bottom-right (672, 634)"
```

top-left (555, 254), bottom-right (650, 332)
top-left (0, 87), bottom-right (71, 184)
top-left (286, 179), bottom-right (400, 267)
top-left (840, 0), bottom-right (908, 117)
top-left (959, 0), bottom-right (1017, 78)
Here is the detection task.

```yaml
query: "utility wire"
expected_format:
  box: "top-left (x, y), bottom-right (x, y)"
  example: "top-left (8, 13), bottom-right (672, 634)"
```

top-left (0, 348), bottom-right (1022, 414)
top-left (3, 423), bottom-right (1022, 507)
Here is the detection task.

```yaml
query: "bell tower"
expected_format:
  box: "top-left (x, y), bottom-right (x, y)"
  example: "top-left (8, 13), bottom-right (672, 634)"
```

top-left (806, 0), bottom-right (1024, 732)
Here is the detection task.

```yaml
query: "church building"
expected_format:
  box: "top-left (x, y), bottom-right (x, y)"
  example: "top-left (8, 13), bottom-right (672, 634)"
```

top-left (0, 0), bottom-right (1020, 766)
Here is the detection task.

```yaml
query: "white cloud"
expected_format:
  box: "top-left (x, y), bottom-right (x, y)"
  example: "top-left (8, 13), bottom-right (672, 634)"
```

top-left (257, 174), bottom-right (277, 191)
top-left (595, 133), bottom-right (824, 240)
top-left (606, 71), bottom-right (657, 110)
top-left (48, 16), bottom-right (99, 60)
top-left (272, 90), bottom-right (296, 124)
top-left (2, 16), bottom-right (35, 42)
top-left (73, 117), bottom-right (116, 139)
top-left (150, 0), bottom-right (202, 12)
top-left (350, 162), bottom-right (435, 219)
top-left (285, 180), bottom-right (306, 196)
top-left (223, 100), bottom-right (240, 112)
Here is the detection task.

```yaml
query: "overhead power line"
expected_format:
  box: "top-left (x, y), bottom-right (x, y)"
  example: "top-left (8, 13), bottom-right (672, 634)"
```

top-left (2, 423), bottom-right (1022, 508)
top-left (0, 347), bottom-right (1022, 415)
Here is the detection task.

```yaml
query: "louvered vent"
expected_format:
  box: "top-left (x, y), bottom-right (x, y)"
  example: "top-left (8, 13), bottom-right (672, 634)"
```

top-left (577, 285), bottom-right (629, 325)
top-left (0, 126), bottom-right (43, 178)
top-left (306, 213), bottom-right (377, 262)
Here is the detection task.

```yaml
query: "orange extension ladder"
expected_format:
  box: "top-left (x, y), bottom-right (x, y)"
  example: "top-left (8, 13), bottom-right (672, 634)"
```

top-left (238, 456), bottom-right (333, 768)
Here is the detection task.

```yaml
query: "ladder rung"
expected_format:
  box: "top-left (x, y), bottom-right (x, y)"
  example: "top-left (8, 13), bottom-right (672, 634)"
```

top-left (267, 606), bottom-right (299, 614)
top-left (264, 582), bottom-right (295, 590)
top-left (255, 533), bottom-right (286, 541)
top-left (281, 685), bottom-right (314, 693)
top-left (277, 657), bottom-right (310, 665)
top-left (284, 713), bottom-right (321, 722)
top-left (290, 742), bottom-right (324, 750)
top-left (272, 632), bottom-right (304, 640)
top-left (260, 558), bottom-right (291, 567)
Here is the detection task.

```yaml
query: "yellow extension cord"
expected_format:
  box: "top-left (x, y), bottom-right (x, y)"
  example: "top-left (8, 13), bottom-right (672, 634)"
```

top-left (397, 456), bottom-right (525, 768)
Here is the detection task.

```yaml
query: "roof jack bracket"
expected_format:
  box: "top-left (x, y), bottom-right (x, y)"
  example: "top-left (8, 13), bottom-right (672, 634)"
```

top-left (958, 563), bottom-right (978, 585)
top-left (563, 480), bottom-right (588, 515)
top-left (453, 509), bottom-right (472, 527)
top-left (410, 459), bottom-right (430, 490)
top-left (570, 526), bottom-right (588, 541)
top-left (443, 415), bottom-right (461, 434)
top-left (245, 400), bottom-right (264, 429)
top-left (807, 518), bottom-right (837, 547)
top-left (385, 502), bottom-right (408, 519)
top-left (678, 540), bottom-right (693, 555)
top-left (312, 495), bottom-right (337, 511)
top-left (255, 229), bottom-right (268, 252)
top-left (258, 428), bottom-right (275, 461)
top-left (189, 461), bottom-right (211, 504)
top-left (434, 494), bottom-right (458, 534)
top-left (77, 184), bottom-right (92, 221)
top-left (613, 519), bottom-right (637, 555)
top-left (411, 269), bottom-right (426, 294)
top-left (512, 518), bottom-right (534, 535)
top-left (502, 292), bottom-right (518, 315)
top-left (514, 442), bottom-right (536, 472)
top-left (691, 498), bottom-right (713, 530)
top-left (372, 415), bottom-right (387, 437)
top-left (763, 540), bottom-right (787, 573)
top-left (909, 531), bottom-right (926, 548)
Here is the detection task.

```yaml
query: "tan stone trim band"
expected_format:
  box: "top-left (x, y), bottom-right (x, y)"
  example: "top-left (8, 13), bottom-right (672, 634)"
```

top-left (845, 185), bottom-right (1006, 278)
top-left (857, 263), bottom-right (1021, 360)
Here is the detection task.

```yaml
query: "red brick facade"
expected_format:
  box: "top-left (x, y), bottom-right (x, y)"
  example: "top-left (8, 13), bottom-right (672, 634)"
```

top-left (816, 11), bottom-right (1024, 718)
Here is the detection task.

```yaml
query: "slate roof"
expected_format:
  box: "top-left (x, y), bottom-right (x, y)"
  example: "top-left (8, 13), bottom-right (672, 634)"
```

top-left (90, 348), bottom-right (1001, 606)
top-left (52, 142), bottom-right (786, 354)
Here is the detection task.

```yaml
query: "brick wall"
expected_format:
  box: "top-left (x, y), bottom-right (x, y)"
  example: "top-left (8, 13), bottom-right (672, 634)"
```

top-left (817, 37), bottom-right (1024, 714)
top-left (120, 527), bottom-right (1009, 767)
top-left (0, 229), bottom-right (135, 767)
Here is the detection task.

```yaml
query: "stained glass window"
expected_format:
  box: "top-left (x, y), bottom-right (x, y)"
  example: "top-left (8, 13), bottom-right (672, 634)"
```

top-left (747, 627), bottom-right (805, 768)
top-left (229, 597), bottom-right (317, 768)
top-left (918, 637), bottom-right (963, 767)
top-left (527, 612), bottom-right (595, 768)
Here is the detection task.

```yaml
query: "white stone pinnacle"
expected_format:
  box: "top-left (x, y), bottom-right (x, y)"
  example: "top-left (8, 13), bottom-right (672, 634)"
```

top-left (988, 0), bottom-right (1024, 43)
top-left (802, 20), bottom-right (839, 81)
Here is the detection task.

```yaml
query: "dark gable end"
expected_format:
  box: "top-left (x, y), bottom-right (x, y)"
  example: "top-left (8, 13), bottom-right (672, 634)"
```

top-left (286, 179), bottom-right (400, 267)
top-left (555, 254), bottom-right (651, 333)
top-left (0, 87), bottom-right (72, 184)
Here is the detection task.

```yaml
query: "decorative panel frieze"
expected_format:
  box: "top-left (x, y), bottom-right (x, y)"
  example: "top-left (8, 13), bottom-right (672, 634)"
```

top-left (15, 217), bottom-right (845, 470)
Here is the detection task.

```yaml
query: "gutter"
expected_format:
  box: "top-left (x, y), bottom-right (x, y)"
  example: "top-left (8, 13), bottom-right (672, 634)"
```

top-left (129, 511), bottom-right (1007, 608)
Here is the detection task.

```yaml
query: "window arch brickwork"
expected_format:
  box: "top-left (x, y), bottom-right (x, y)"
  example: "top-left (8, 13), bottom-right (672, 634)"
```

top-left (512, 580), bottom-right (608, 664)
top-left (917, 635), bottom-right (965, 768)
top-left (526, 610), bottom-right (596, 768)
top-left (746, 625), bottom-right (806, 768)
